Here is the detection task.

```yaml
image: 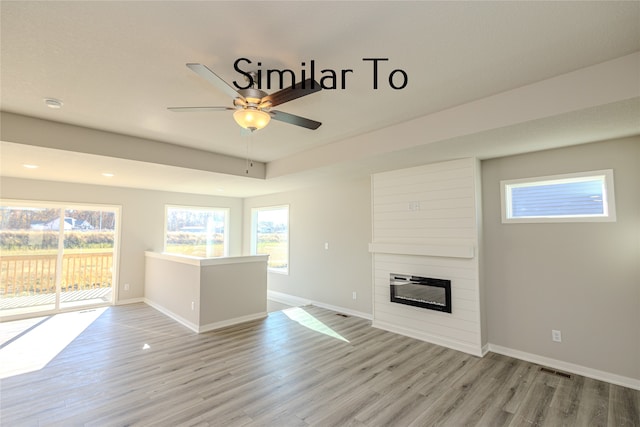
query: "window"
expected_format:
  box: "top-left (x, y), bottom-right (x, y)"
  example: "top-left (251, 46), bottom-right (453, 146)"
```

top-left (251, 205), bottom-right (289, 274)
top-left (164, 206), bottom-right (228, 257)
top-left (1, 200), bottom-right (120, 318)
top-left (501, 170), bottom-right (616, 223)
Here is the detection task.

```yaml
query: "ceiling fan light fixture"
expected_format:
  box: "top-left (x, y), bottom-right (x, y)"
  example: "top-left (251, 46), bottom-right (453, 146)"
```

top-left (233, 108), bottom-right (271, 131)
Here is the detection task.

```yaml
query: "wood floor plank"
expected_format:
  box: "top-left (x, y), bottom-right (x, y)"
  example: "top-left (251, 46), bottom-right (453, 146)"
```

top-left (441, 358), bottom-right (524, 426)
top-left (407, 355), bottom-right (505, 425)
top-left (1, 303), bottom-right (638, 427)
top-left (354, 376), bottom-right (432, 426)
top-left (608, 384), bottom-right (640, 427)
top-left (545, 373), bottom-right (585, 426)
top-left (474, 359), bottom-right (533, 426)
top-left (508, 380), bottom-right (557, 427)
top-left (574, 377), bottom-right (610, 426)
top-left (500, 359), bottom-right (540, 415)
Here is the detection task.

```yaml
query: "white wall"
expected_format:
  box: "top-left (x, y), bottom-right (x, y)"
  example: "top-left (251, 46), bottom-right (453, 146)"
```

top-left (145, 255), bottom-right (201, 326)
top-left (0, 177), bottom-right (244, 302)
top-left (482, 136), bottom-right (640, 383)
top-left (243, 176), bottom-right (372, 317)
top-left (144, 253), bottom-right (268, 332)
top-left (370, 158), bottom-right (485, 356)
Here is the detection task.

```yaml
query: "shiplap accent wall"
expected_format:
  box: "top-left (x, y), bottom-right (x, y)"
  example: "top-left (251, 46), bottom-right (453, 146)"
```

top-left (370, 158), bottom-right (486, 356)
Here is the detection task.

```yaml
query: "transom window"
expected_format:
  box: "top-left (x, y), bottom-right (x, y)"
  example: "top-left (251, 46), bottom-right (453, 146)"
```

top-left (501, 170), bottom-right (616, 223)
top-left (164, 206), bottom-right (229, 257)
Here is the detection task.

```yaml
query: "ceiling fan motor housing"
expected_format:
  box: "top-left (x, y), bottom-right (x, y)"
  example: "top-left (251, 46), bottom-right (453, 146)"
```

top-left (235, 88), bottom-right (271, 111)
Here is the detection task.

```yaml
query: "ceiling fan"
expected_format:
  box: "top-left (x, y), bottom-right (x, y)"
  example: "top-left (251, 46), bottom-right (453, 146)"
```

top-left (168, 63), bottom-right (322, 132)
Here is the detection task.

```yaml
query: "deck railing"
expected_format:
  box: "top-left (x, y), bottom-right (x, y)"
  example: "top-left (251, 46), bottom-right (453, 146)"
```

top-left (0, 252), bottom-right (113, 297)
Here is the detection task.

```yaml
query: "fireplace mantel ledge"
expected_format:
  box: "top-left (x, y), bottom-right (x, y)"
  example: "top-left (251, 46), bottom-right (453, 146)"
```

top-left (368, 242), bottom-right (474, 259)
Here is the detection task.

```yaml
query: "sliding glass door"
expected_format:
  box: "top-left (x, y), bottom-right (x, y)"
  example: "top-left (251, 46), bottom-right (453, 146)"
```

top-left (0, 206), bottom-right (59, 315)
top-left (0, 201), bottom-right (120, 318)
top-left (59, 208), bottom-right (117, 310)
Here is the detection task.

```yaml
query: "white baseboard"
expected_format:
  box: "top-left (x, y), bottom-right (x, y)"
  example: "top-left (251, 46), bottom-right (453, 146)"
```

top-left (199, 312), bottom-right (267, 333)
top-left (143, 298), bottom-right (199, 333)
top-left (311, 301), bottom-right (373, 321)
top-left (488, 343), bottom-right (640, 391)
top-left (144, 299), bottom-right (267, 334)
top-left (372, 319), bottom-right (484, 357)
top-left (115, 297), bottom-right (144, 306)
top-left (268, 290), bottom-right (311, 307)
top-left (267, 290), bottom-right (373, 320)
top-left (481, 343), bottom-right (490, 357)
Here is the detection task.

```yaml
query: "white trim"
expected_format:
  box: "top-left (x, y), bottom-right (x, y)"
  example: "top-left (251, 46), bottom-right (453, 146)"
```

top-left (481, 343), bottom-right (490, 357)
top-left (144, 298), bottom-right (199, 333)
top-left (267, 290), bottom-right (311, 307)
top-left (368, 242), bottom-right (474, 259)
top-left (110, 205), bottom-right (123, 306)
top-left (115, 297), bottom-right (144, 305)
top-left (144, 251), bottom-right (268, 267)
top-left (500, 169), bottom-right (616, 223)
top-left (267, 290), bottom-right (373, 321)
top-left (372, 319), bottom-right (484, 357)
top-left (144, 299), bottom-right (266, 334)
top-left (488, 343), bottom-right (640, 391)
top-left (311, 301), bottom-right (373, 321)
top-left (198, 312), bottom-right (267, 333)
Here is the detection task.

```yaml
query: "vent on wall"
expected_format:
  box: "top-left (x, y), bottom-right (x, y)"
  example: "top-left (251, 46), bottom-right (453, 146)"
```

top-left (540, 366), bottom-right (572, 379)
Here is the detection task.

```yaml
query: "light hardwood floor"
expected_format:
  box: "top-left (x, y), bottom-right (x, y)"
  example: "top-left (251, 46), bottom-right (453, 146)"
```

top-left (1, 303), bottom-right (638, 426)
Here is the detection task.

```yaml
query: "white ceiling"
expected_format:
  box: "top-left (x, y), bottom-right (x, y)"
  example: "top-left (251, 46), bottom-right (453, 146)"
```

top-left (1, 1), bottom-right (639, 197)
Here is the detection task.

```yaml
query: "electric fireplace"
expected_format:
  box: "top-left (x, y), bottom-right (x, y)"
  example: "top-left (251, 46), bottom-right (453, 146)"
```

top-left (390, 273), bottom-right (452, 313)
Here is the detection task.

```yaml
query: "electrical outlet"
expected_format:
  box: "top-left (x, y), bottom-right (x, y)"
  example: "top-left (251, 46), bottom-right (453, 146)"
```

top-left (324, 242), bottom-right (329, 250)
top-left (552, 330), bottom-right (562, 342)
top-left (352, 291), bottom-right (357, 300)
top-left (191, 301), bottom-right (195, 311)
top-left (124, 283), bottom-right (130, 291)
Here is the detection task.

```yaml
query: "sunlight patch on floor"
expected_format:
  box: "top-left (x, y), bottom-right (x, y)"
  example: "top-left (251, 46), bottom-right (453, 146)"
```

top-left (0, 307), bottom-right (107, 379)
top-left (282, 307), bottom-right (349, 343)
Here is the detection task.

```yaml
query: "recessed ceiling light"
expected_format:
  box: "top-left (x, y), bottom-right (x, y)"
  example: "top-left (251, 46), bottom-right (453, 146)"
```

top-left (44, 98), bottom-right (63, 109)
top-left (23, 164), bottom-right (39, 169)
top-left (102, 172), bottom-right (114, 177)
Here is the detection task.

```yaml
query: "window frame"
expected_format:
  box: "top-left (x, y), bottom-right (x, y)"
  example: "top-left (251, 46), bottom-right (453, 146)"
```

top-left (500, 169), bottom-right (616, 224)
top-left (0, 198), bottom-right (122, 317)
top-left (250, 205), bottom-right (289, 275)
top-left (164, 205), bottom-right (230, 258)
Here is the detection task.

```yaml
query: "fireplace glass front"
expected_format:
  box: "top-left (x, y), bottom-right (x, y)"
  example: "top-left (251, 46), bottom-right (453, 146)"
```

top-left (390, 273), bottom-right (452, 313)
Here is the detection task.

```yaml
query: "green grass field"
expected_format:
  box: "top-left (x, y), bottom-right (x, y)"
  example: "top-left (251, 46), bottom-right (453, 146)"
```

top-left (256, 241), bottom-right (288, 269)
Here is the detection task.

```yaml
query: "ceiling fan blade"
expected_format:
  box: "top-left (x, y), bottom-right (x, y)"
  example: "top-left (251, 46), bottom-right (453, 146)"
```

top-left (186, 63), bottom-right (242, 100)
top-left (270, 110), bottom-right (322, 130)
top-left (263, 79), bottom-right (321, 107)
top-left (167, 106), bottom-right (234, 112)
